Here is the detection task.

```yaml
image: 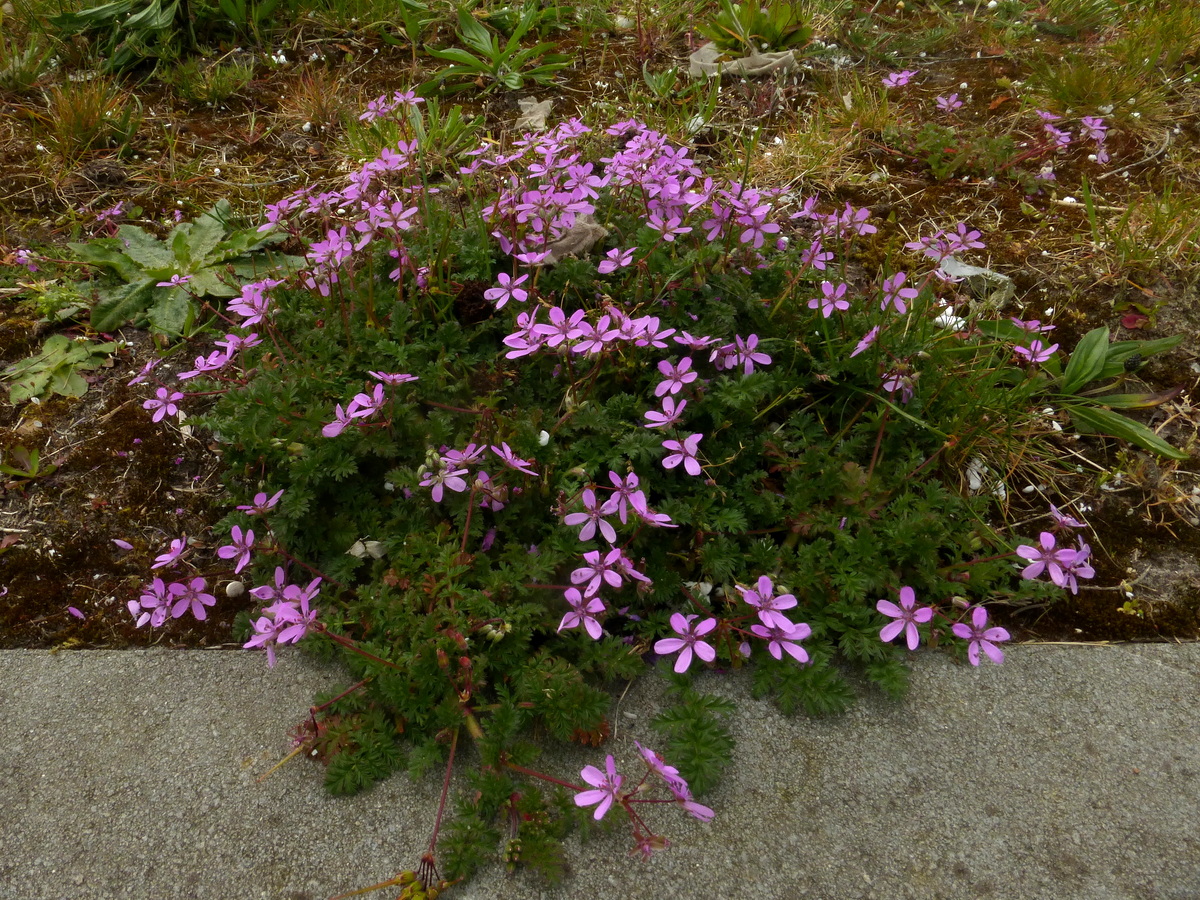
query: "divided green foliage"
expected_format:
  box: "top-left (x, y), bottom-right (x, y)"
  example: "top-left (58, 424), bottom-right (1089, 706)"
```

top-left (651, 679), bottom-right (735, 795)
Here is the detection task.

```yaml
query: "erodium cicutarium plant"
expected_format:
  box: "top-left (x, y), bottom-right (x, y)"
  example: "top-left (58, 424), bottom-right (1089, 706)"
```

top-left (112, 94), bottom-right (1182, 889)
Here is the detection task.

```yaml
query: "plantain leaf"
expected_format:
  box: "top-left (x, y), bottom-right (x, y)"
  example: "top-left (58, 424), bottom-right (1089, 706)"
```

top-left (1060, 326), bottom-right (1110, 394)
top-left (1066, 403), bottom-right (1188, 460)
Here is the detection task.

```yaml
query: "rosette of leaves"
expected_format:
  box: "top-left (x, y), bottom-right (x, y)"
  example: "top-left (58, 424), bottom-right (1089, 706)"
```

top-left (422, 4), bottom-right (571, 94)
top-left (3, 334), bottom-right (117, 404)
top-left (696, 0), bottom-right (813, 56)
top-left (980, 321), bottom-right (1187, 459)
top-left (48, 0), bottom-right (181, 72)
top-left (69, 200), bottom-right (299, 336)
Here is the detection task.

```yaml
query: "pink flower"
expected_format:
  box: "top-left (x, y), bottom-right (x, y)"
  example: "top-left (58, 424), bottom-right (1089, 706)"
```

top-left (654, 612), bottom-right (718, 673)
top-left (936, 93), bottom-right (963, 112)
top-left (557, 587), bottom-right (606, 639)
top-left (1013, 339), bottom-right (1059, 365)
top-left (151, 538), bottom-right (187, 569)
top-left (850, 326), bottom-right (880, 358)
top-left (882, 70), bottom-right (917, 88)
top-left (737, 575), bottom-right (798, 628)
top-left (644, 396), bottom-right (687, 429)
top-left (575, 755), bottom-right (624, 820)
top-left (216, 525), bottom-right (255, 574)
top-left (564, 488), bottom-right (618, 543)
top-left (662, 433), bottom-right (703, 476)
top-left (143, 387), bottom-right (185, 422)
top-left (877, 586), bottom-right (934, 651)
top-left (484, 272), bottom-right (530, 310)
top-left (749, 618), bottom-right (811, 662)
top-left (808, 281), bottom-right (850, 318)
top-left (1015, 531), bottom-right (1076, 587)
top-left (491, 442), bottom-right (538, 477)
top-left (367, 371), bottom-right (418, 385)
top-left (598, 247), bottom-right (634, 274)
top-left (237, 490), bottom-right (284, 515)
top-left (168, 577), bottom-right (217, 621)
top-left (881, 271), bottom-right (918, 314)
top-left (655, 357), bottom-right (697, 396)
top-left (951, 606), bottom-right (1010, 666)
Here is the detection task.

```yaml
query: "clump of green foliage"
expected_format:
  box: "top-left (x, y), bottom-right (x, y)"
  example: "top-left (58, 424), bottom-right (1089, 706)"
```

top-left (130, 97), bottom-right (1183, 884)
top-left (68, 199), bottom-right (297, 335)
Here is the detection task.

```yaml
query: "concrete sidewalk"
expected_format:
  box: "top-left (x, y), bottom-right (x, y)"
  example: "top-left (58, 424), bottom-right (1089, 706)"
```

top-left (2, 644), bottom-right (1198, 900)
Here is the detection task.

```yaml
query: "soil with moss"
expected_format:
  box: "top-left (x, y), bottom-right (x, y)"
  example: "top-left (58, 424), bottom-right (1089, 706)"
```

top-left (2, 9), bottom-right (1199, 649)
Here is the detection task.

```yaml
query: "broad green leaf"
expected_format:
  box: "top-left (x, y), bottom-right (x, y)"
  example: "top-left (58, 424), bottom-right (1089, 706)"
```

top-left (1066, 404), bottom-right (1188, 460)
top-left (49, 367), bottom-right (88, 398)
top-left (147, 290), bottom-right (194, 335)
top-left (455, 7), bottom-right (494, 52)
top-left (1060, 326), bottom-right (1109, 394)
top-left (426, 46), bottom-right (486, 67)
top-left (115, 224), bottom-right (176, 269)
top-left (90, 280), bottom-right (157, 331)
top-left (124, 0), bottom-right (177, 30)
top-left (1096, 334), bottom-right (1184, 381)
top-left (68, 240), bottom-right (145, 281)
top-left (47, 0), bottom-right (133, 32)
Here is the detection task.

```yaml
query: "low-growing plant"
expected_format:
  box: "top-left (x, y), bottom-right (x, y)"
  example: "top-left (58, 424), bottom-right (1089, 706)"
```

top-left (48, 0), bottom-right (184, 72)
top-left (68, 199), bottom-right (299, 334)
top-left (162, 55), bottom-right (256, 105)
top-left (421, 3), bottom-right (571, 94)
top-left (697, 0), bottom-right (813, 56)
top-left (3, 333), bottom-right (118, 404)
top-left (0, 24), bottom-right (51, 94)
top-left (111, 96), bottom-right (1187, 891)
top-left (35, 75), bottom-right (142, 163)
top-left (0, 445), bottom-right (58, 482)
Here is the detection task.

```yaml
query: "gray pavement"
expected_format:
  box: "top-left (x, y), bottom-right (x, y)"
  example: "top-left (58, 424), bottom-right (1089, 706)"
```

top-left (2, 644), bottom-right (1198, 900)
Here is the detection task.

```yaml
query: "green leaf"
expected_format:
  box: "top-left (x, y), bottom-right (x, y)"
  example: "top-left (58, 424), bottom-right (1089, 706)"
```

top-left (456, 7), bottom-right (495, 52)
top-left (146, 290), bottom-right (194, 335)
top-left (1066, 403), bottom-right (1188, 460)
top-left (90, 280), bottom-right (158, 331)
top-left (1060, 326), bottom-right (1110, 394)
top-left (188, 202), bottom-right (234, 263)
top-left (1095, 333), bottom-right (1184, 381)
top-left (115, 224), bottom-right (176, 269)
top-left (426, 46), bottom-right (486, 68)
top-left (1088, 388), bottom-right (1182, 409)
top-left (68, 239), bottom-right (146, 281)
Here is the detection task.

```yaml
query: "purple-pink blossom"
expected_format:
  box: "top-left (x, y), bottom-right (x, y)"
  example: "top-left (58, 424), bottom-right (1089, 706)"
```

top-left (484, 272), bottom-right (530, 310)
top-left (808, 281), bottom-right (850, 318)
top-left (882, 70), bottom-right (917, 88)
top-left (749, 618), bottom-right (811, 662)
top-left (575, 755), bottom-right (623, 820)
top-left (216, 525), bottom-right (255, 574)
top-left (951, 606), bottom-right (1010, 666)
top-left (737, 575), bottom-right (798, 628)
top-left (654, 612), bottom-right (718, 673)
top-left (877, 586), bottom-right (934, 651)
top-left (557, 587), bottom-right (606, 639)
top-left (237, 490), bottom-right (284, 515)
top-left (662, 433), bottom-right (703, 476)
top-left (1013, 339), bottom-right (1059, 365)
top-left (143, 388), bottom-right (185, 423)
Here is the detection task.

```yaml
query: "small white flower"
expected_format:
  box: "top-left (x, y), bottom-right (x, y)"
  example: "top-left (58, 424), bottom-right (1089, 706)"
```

top-left (934, 308), bottom-right (967, 330)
